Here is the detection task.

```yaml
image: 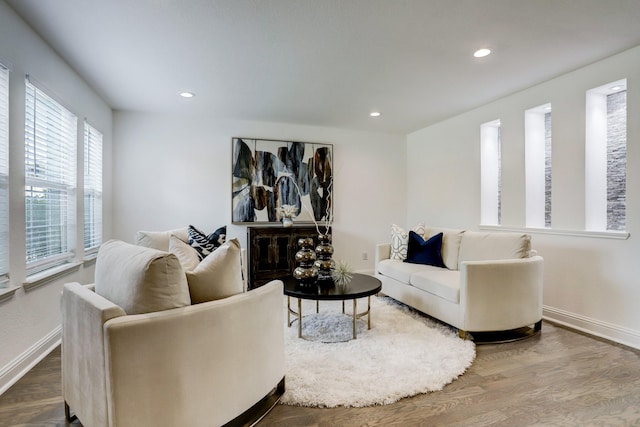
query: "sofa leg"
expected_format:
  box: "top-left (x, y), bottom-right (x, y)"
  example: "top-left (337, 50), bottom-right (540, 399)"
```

top-left (458, 329), bottom-right (468, 340)
top-left (534, 320), bottom-right (542, 333)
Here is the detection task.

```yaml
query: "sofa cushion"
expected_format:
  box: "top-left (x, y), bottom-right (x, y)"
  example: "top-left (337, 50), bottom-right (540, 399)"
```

top-left (169, 235), bottom-right (201, 271)
top-left (188, 225), bottom-right (227, 260)
top-left (136, 227), bottom-right (189, 251)
top-left (185, 238), bottom-right (244, 303)
top-left (410, 269), bottom-right (461, 303)
top-left (425, 227), bottom-right (465, 270)
top-left (378, 259), bottom-right (430, 284)
top-left (95, 240), bottom-right (191, 314)
top-left (390, 223), bottom-right (428, 260)
top-left (404, 231), bottom-right (445, 268)
top-left (458, 231), bottom-right (531, 266)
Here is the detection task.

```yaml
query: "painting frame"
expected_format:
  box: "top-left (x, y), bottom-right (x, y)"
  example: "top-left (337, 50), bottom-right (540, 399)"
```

top-left (231, 137), bottom-right (333, 225)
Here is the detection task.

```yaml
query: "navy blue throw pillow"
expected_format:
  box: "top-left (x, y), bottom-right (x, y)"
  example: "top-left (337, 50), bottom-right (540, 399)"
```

top-left (188, 225), bottom-right (227, 260)
top-left (404, 231), bottom-right (446, 267)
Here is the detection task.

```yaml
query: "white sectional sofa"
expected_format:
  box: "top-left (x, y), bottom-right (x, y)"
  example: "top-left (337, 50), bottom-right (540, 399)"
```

top-left (375, 226), bottom-right (544, 338)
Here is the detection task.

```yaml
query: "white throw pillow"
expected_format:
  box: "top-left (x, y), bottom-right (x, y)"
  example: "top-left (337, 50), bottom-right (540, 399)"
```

top-left (135, 227), bottom-right (189, 251)
top-left (94, 240), bottom-right (191, 314)
top-left (185, 238), bottom-right (244, 303)
top-left (390, 223), bottom-right (427, 260)
top-left (425, 227), bottom-right (465, 270)
top-left (169, 235), bottom-right (201, 271)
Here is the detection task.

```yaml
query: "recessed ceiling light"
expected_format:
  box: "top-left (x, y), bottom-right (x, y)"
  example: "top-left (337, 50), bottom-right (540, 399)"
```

top-left (610, 85), bottom-right (622, 91)
top-left (370, 112), bottom-right (381, 117)
top-left (180, 92), bottom-right (195, 98)
top-left (473, 48), bottom-right (491, 58)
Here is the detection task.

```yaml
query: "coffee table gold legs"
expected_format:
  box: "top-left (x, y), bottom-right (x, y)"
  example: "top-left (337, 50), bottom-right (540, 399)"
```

top-left (353, 299), bottom-right (357, 339)
top-left (351, 296), bottom-right (373, 339)
top-left (287, 296), bottom-right (304, 338)
top-left (287, 296), bottom-right (374, 340)
top-left (298, 298), bottom-right (302, 338)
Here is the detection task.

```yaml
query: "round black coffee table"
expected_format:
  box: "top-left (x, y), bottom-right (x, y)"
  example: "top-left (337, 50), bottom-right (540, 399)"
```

top-left (283, 273), bottom-right (382, 340)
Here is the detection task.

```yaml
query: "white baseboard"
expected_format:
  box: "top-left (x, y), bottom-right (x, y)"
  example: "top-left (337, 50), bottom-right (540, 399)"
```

top-left (543, 305), bottom-right (640, 350)
top-left (0, 326), bottom-right (61, 396)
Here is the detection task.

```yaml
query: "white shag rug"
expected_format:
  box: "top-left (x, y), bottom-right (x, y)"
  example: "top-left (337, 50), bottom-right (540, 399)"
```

top-left (280, 295), bottom-right (476, 408)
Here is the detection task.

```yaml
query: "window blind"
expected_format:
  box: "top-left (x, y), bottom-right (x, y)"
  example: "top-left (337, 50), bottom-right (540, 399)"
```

top-left (0, 64), bottom-right (8, 281)
top-left (84, 122), bottom-right (102, 253)
top-left (25, 78), bottom-right (77, 271)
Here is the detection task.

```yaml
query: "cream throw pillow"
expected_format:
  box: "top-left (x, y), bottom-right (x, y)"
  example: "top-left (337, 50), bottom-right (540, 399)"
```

top-left (458, 231), bottom-right (532, 265)
top-left (135, 227), bottom-right (189, 251)
top-left (390, 223), bottom-right (427, 260)
top-left (169, 235), bottom-right (201, 271)
top-left (425, 227), bottom-right (465, 270)
top-left (186, 238), bottom-right (244, 303)
top-left (94, 240), bottom-right (191, 314)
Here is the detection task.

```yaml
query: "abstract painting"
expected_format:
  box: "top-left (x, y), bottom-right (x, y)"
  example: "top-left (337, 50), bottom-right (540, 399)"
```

top-left (231, 137), bottom-right (333, 224)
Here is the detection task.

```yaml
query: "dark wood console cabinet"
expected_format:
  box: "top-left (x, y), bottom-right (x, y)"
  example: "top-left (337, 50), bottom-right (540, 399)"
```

top-left (247, 225), bottom-right (323, 289)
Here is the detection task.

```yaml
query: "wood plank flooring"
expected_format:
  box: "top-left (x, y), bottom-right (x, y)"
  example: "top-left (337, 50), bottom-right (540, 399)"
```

top-left (1, 320), bottom-right (639, 426)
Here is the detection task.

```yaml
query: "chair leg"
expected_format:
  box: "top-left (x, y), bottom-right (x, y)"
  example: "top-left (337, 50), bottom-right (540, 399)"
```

top-left (458, 329), bottom-right (468, 340)
top-left (222, 377), bottom-right (286, 427)
top-left (64, 401), bottom-right (76, 422)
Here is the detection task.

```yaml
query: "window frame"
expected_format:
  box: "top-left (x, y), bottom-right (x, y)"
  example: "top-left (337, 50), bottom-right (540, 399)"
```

top-left (83, 121), bottom-right (103, 256)
top-left (585, 79), bottom-right (627, 232)
top-left (525, 103), bottom-right (552, 229)
top-left (480, 119), bottom-right (502, 226)
top-left (24, 77), bottom-right (78, 274)
top-left (0, 63), bottom-right (9, 284)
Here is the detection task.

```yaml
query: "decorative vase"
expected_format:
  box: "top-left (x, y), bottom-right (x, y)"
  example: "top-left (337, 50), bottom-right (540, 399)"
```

top-left (293, 237), bottom-right (318, 284)
top-left (314, 233), bottom-right (334, 282)
top-left (282, 216), bottom-right (293, 227)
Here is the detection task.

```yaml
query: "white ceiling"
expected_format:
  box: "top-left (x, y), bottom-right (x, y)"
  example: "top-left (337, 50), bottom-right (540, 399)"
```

top-left (7, 0), bottom-right (640, 134)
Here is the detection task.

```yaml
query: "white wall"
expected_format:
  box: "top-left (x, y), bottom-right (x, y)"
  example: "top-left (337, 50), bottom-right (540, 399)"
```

top-left (0, 1), bottom-right (113, 393)
top-left (407, 45), bottom-right (640, 348)
top-left (113, 112), bottom-right (406, 273)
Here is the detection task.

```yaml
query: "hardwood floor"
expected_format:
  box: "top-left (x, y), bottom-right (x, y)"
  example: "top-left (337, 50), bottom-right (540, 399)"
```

top-left (1, 321), bottom-right (639, 426)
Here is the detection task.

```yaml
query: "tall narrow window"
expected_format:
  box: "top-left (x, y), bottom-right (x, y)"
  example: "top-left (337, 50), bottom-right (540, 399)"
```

top-left (606, 90), bottom-right (626, 231)
top-left (25, 78), bottom-right (77, 272)
top-left (525, 103), bottom-right (552, 228)
top-left (0, 64), bottom-right (9, 284)
top-left (480, 119), bottom-right (501, 225)
top-left (585, 79), bottom-right (626, 232)
top-left (84, 122), bottom-right (102, 254)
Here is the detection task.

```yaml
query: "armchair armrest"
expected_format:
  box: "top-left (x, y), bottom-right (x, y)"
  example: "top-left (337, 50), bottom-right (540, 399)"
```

top-left (103, 280), bottom-right (285, 427)
top-left (61, 282), bottom-right (126, 427)
top-left (459, 256), bottom-right (543, 332)
top-left (375, 243), bottom-right (391, 272)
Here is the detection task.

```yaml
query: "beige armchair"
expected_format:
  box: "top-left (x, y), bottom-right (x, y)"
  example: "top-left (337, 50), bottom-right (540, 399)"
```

top-left (62, 240), bottom-right (285, 427)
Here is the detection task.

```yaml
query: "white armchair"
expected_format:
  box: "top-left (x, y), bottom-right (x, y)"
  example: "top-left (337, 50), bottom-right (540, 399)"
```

top-left (62, 240), bottom-right (285, 427)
